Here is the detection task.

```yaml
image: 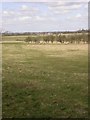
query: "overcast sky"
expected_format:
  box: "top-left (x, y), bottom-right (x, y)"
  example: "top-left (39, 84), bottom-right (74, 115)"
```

top-left (0, 0), bottom-right (88, 32)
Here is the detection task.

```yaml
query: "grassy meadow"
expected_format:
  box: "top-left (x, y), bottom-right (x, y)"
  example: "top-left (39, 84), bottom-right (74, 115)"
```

top-left (2, 39), bottom-right (88, 118)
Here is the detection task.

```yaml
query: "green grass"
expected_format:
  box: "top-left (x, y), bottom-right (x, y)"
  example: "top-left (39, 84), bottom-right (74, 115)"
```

top-left (2, 42), bottom-right (88, 118)
top-left (2, 35), bottom-right (39, 41)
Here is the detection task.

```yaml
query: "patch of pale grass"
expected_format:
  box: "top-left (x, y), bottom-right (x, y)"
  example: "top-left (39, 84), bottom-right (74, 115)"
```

top-left (23, 44), bottom-right (88, 51)
top-left (2, 41), bottom-right (24, 43)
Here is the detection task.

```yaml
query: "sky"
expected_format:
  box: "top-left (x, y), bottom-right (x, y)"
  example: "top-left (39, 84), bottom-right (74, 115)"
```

top-left (0, 0), bottom-right (89, 32)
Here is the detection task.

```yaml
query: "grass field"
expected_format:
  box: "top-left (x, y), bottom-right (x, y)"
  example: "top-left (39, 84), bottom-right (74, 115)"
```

top-left (2, 35), bottom-right (28, 41)
top-left (2, 42), bottom-right (88, 118)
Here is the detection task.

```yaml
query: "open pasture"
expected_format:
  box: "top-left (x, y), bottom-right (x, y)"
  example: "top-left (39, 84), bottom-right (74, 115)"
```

top-left (2, 42), bottom-right (88, 118)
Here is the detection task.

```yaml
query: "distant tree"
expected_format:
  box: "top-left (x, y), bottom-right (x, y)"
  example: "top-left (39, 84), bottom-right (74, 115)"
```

top-left (49, 35), bottom-right (55, 43)
top-left (82, 33), bottom-right (88, 43)
top-left (43, 36), bottom-right (49, 43)
top-left (29, 36), bottom-right (40, 43)
top-left (61, 35), bottom-right (66, 43)
top-left (56, 35), bottom-right (62, 43)
top-left (34, 37), bottom-right (38, 43)
top-left (25, 37), bottom-right (32, 43)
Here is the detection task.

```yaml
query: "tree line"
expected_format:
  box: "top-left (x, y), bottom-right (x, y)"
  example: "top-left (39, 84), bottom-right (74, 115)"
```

top-left (2, 29), bottom-right (89, 36)
top-left (25, 33), bottom-right (88, 44)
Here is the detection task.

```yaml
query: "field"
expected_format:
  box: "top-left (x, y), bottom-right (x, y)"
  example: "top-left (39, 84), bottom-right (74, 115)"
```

top-left (2, 41), bottom-right (88, 118)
